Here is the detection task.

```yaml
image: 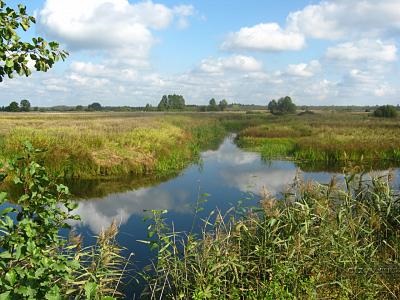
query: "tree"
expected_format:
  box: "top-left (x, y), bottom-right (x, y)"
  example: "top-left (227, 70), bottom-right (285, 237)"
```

top-left (0, 1), bottom-right (68, 82)
top-left (167, 94), bottom-right (185, 110)
top-left (158, 94), bottom-right (186, 110)
top-left (219, 99), bottom-right (228, 111)
top-left (88, 102), bottom-right (102, 111)
top-left (267, 96), bottom-right (296, 115)
top-left (75, 105), bottom-right (84, 111)
top-left (373, 105), bottom-right (398, 118)
top-left (267, 99), bottom-right (277, 114)
top-left (208, 98), bottom-right (217, 111)
top-left (6, 101), bottom-right (19, 112)
top-left (20, 99), bottom-right (31, 112)
top-left (158, 95), bottom-right (168, 110)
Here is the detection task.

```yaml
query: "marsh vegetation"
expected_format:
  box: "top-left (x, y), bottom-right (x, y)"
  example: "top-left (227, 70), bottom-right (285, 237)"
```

top-left (1, 110), bottom-right (400, 299)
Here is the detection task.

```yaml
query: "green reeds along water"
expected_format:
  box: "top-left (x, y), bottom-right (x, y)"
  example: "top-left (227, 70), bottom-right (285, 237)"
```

top-left (144, 171), bottom-right (400, 299)
top-left (236, 112), bottom-right (400, 168)
top-left (0, 113), bottom-right (227, 179)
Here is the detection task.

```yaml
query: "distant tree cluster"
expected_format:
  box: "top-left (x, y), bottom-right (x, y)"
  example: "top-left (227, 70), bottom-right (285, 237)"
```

top-left (199, 98), bottom-right (229, 112)
top-left (87, 102), bottom-right (102, 111)
top-left (0, 99), bottom-right (31, 112)
top-left (158, 94), bottom-right (186, 110)
top-left (267, 96), bottom-right (296, 115)
top-left (373, 105), bottom-right (398, 118)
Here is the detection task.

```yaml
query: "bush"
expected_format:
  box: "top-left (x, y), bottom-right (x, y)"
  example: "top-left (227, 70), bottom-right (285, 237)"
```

top-left (0, 143), bottom-right (126, 298)
top-left (373, 105), bottom-right (398, 118)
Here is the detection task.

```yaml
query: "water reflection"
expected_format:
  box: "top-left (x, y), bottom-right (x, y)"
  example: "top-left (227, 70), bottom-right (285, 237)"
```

top-left (68, 134), bottom-right (400, 297)
top-left (72, 187), bottom-right (192, 234)
top-left (72, 136), bottom-right (338, 235)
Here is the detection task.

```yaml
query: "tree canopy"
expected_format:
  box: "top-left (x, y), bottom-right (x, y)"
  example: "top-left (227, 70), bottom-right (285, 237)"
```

top-left (157, 94), bottom-right (186, 110)
top-left (20, 99), bottom-right (30, 111)
top-left (219, 99), bottom-right (228, 111)
top-left (0, 1), bottom-right (68, 82)
top-left (88, 102), bottom-right (102, 111)
top-left (267, 96), bottom-right (297, 115)
top-left (373, 105), bottom-right (398, 118)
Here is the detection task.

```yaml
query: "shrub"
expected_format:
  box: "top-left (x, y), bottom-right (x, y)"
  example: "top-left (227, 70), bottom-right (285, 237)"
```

top-left (0, 143), bottom-right (126, 298)
top-left (373, 105), bottom-right (398, 118)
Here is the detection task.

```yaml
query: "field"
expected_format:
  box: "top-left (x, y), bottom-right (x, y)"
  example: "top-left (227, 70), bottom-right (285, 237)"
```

top-left (1, 110), bottom-right (399, 178)
top-left (0, 112), bottom-right (226, 179)
top-left (236, 111), bottom-right (400, 170)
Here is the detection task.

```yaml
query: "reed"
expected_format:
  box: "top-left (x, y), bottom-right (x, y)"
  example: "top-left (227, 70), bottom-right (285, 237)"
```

top-left (237, 112), bottom-right (400, 167)
top-left (0, 113), bottom-right (226, 179)
top-left (143, 168), bottom-right (400, 299)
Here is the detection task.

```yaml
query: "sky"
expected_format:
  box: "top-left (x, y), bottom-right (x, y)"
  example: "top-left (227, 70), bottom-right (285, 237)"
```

top-left (1, 0), bottom-right (400, 107)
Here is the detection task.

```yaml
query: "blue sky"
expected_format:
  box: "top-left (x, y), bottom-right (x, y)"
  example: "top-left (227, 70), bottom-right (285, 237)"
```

top-left (1, 0), bottom-right (400, 106)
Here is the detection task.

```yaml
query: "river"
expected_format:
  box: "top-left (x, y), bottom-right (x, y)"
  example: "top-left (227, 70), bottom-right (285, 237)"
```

top-left (67, 134), bottom-right (400, 297)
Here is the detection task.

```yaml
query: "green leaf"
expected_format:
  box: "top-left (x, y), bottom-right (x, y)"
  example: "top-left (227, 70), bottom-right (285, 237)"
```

top-left (84, 282), bottom-right (98, 299)
top-left (0, 192), bottom-right (7, 202)
top-left (5, 270), bottom-right (17, 285)
top-left (0, 292), bottom-right (11, 300)
top-left (5, 59), bottom-right (13, 68)
top-left (45, 285), bottom-right (61, 300)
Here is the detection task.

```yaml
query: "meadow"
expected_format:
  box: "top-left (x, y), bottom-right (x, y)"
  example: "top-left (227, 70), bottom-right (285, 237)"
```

top-left (236, 111), bottom-right (400, 169)
top-left (0, 112), bottom-right (226, 179)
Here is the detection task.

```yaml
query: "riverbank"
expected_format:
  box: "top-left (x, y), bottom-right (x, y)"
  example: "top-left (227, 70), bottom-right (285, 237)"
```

top-left (0, 113), bottom-right (226, 179)
top-left (236, 111), bottom-right (400, 167)
top-left (1, 111), bottom-right (400, 180)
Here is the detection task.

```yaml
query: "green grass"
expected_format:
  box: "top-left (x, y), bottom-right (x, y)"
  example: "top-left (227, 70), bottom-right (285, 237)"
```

top-left (237, 111), bottom-right (400, 167)
top-left (1, 110), bottom-right (400, 180)
top-left (0, 113), bottom-right (226, 179)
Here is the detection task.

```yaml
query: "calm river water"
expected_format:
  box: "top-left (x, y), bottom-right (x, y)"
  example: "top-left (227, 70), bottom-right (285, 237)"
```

top-left (67, 135), bottom-right (400, 297)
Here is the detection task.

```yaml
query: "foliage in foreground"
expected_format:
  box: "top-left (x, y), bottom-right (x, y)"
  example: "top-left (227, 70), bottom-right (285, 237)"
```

top-left (0, 0), bottom-right (68, 82)
top-left (144, 169), bottom-right (400, 299)
top-left (0, 144), bottom-right (126, 299)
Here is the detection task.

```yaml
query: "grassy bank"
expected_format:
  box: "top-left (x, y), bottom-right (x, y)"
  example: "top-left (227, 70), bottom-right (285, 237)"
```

top-left (0, 112), bottom-right (226, 179)
top-left (237, 112), bottom-right (400, 167)
top-left (145, 170), bottom-right (400, 299)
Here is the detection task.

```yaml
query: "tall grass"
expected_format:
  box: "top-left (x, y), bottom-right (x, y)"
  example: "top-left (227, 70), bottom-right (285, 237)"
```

top-left (237, 112), bottom-right (400, 167)
top-left (143, 169), bottom-right (400, 299)
top-left (0, 113), bottom-right (226, 179)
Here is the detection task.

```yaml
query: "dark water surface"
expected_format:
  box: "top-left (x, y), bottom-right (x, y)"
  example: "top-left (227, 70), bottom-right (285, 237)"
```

top-left (66, 135), bottom-right (400, 297)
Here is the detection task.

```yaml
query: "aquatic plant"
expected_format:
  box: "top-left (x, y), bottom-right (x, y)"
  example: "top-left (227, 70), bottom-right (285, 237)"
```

top-left (142, 168), bottom-right (400, 299)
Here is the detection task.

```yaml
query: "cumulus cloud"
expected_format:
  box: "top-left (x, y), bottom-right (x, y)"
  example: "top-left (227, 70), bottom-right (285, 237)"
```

top-left (326, 40), bottom-right (397, 62)
top-left (286, 60), bottom-right (321, 77)
top-left (222, 23), bottom-right (305, 52)
top-left (287, 0), bottom-right (400, 40)
top-left (198, 55), bottom-right (263, 74)
top-left (38, 0), bottom-right (195, 66)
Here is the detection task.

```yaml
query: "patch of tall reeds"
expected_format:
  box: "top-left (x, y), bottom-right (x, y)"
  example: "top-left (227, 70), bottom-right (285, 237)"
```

top-left (142, 169), bottom-right (400, 299)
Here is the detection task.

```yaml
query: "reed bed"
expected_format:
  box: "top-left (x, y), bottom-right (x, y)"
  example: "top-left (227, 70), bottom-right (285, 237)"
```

top-left (143, 169), bottom-right (400, 299)
top-left (237, 112), bottom-right (400, 166)
top-left (0, 112), bottom-right (226, 179)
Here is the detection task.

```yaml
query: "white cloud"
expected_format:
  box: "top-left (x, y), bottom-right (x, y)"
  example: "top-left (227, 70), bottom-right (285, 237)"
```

top-left (222, 23), bottom-right (305, 52)
top-left (199, 55), bottom-right (263, 74)
top-left (374, 84), bottom-right (396, 97)
top-left (173, 5), bottom-right (195, 29)
top-left (287, 0), bottom-right (400, 40)
top-left (39, 0), bottom-right (195, 67)
top-left (326, 40), bottom-right (397, 62)
top-left (286, 60), bottom-right (321, 77)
